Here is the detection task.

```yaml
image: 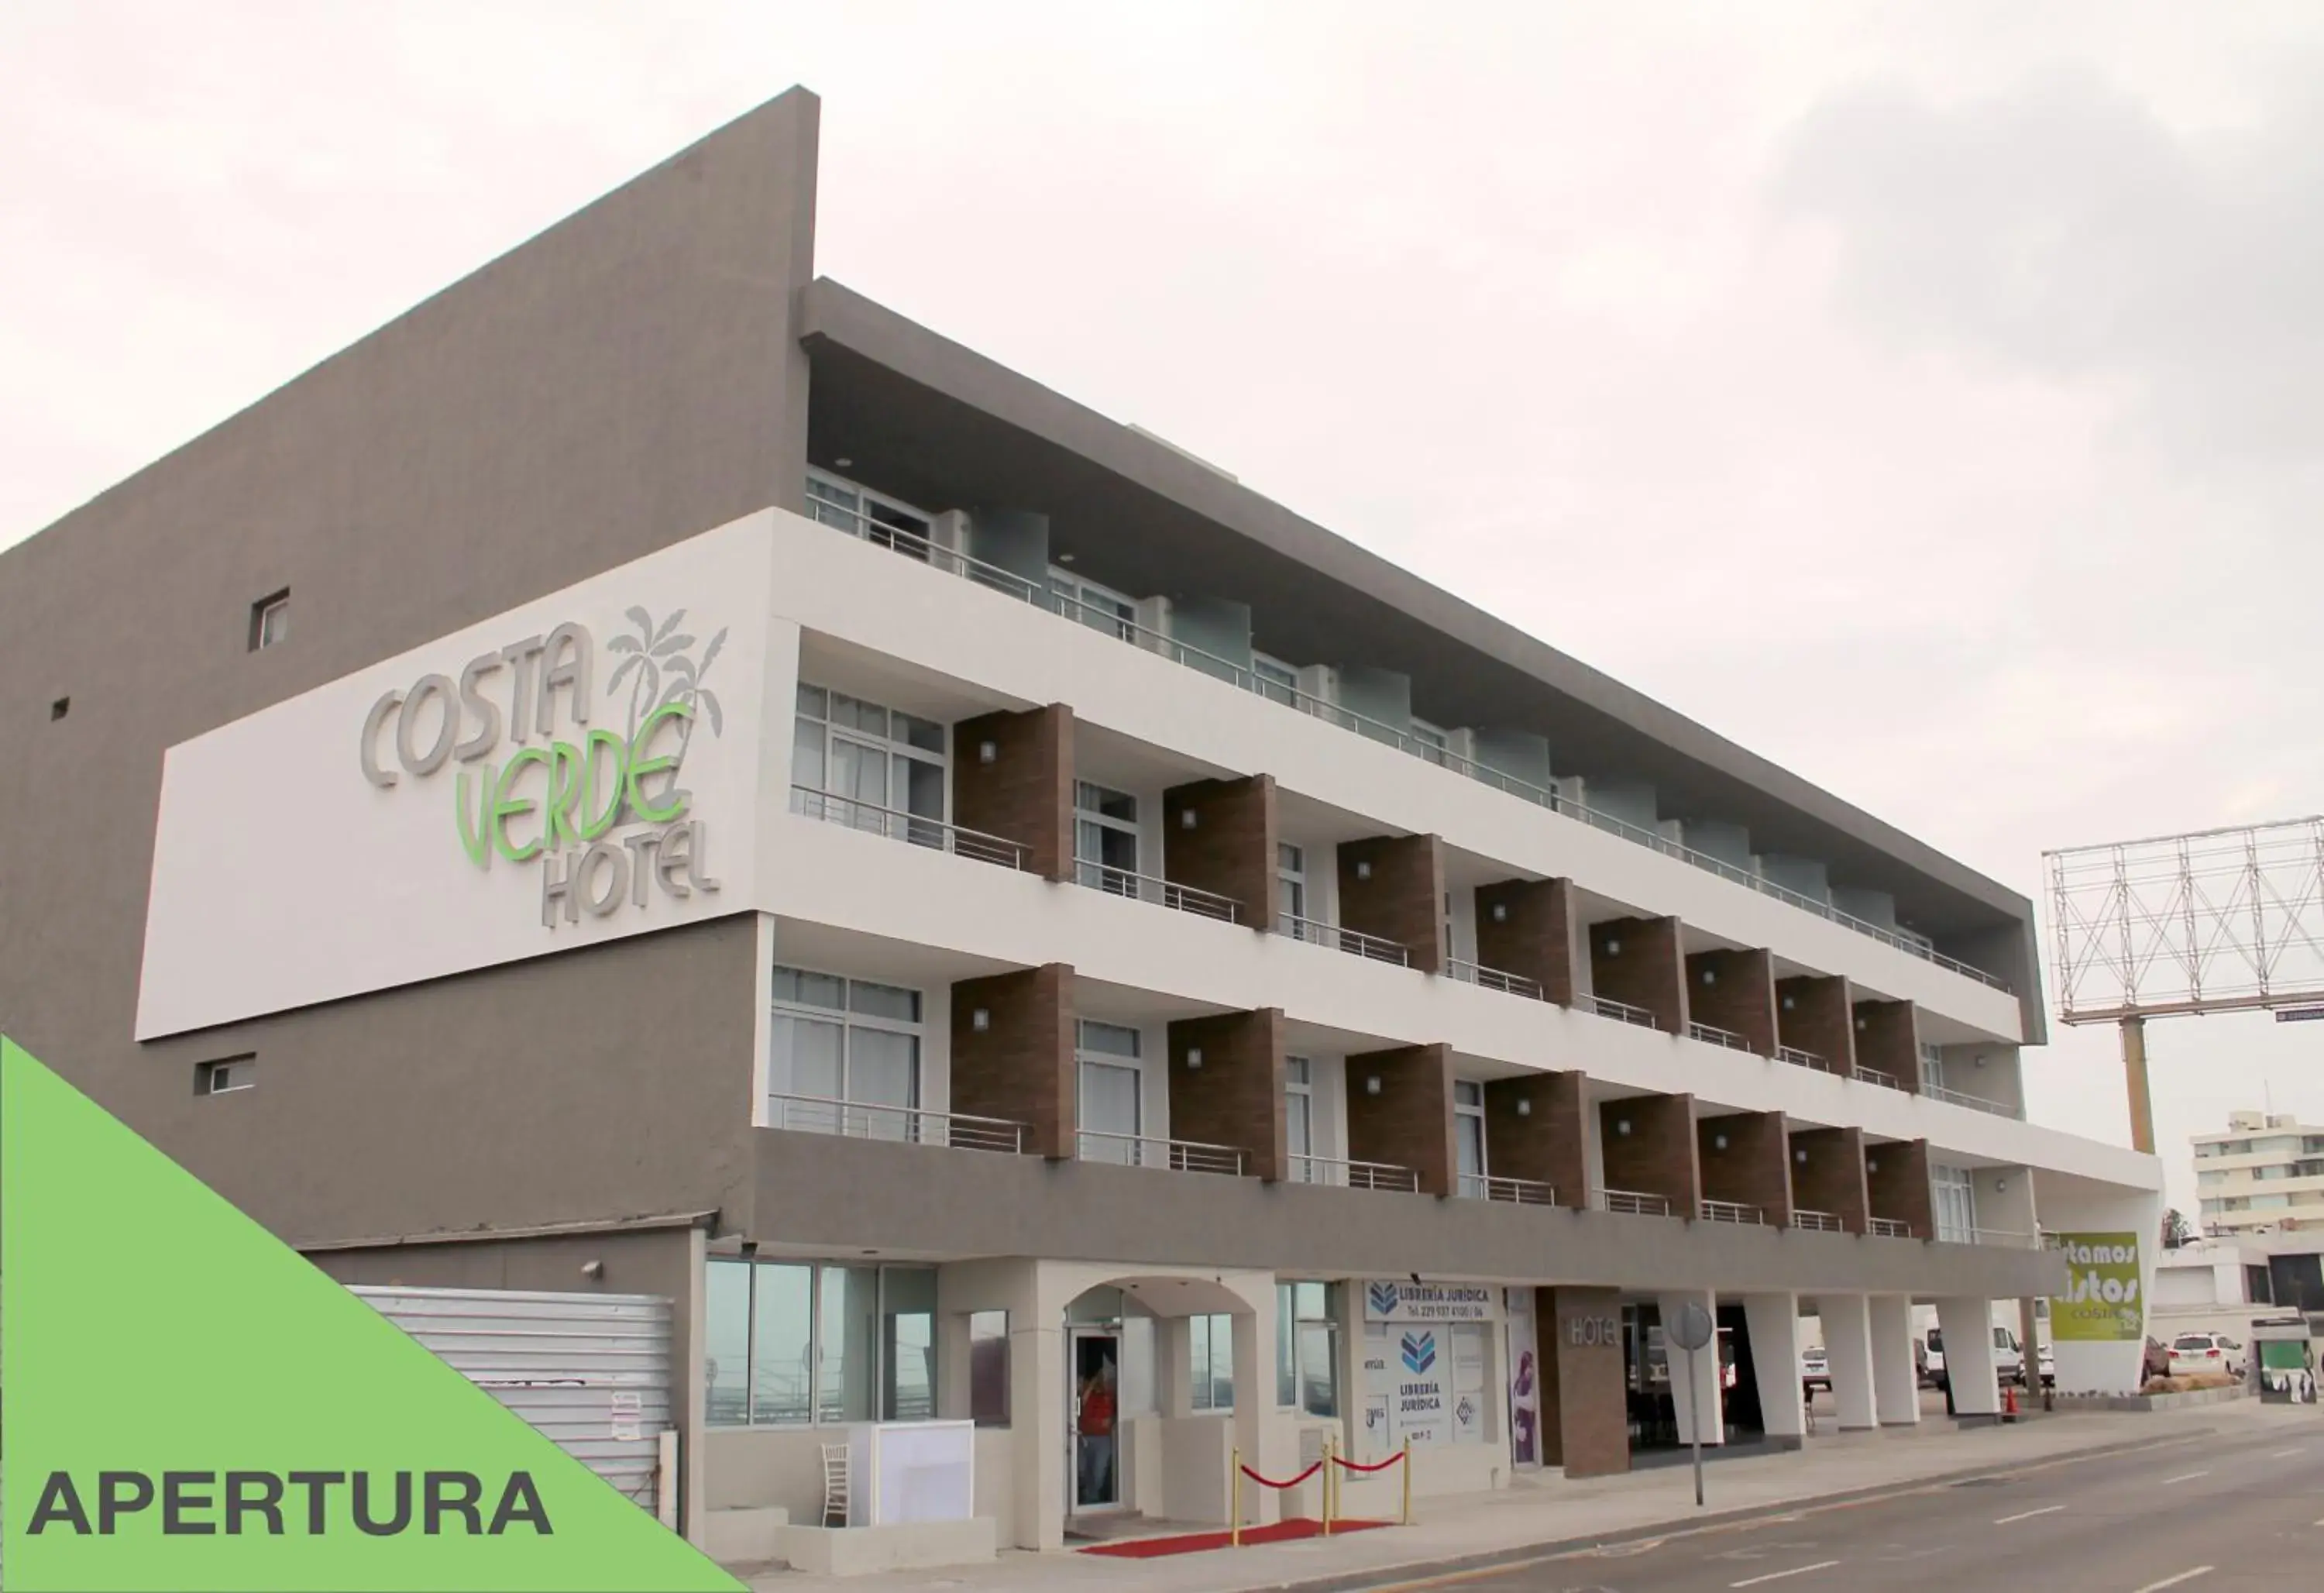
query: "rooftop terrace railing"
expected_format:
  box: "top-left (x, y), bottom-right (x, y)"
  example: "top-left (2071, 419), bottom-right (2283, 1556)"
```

top-left (814, 507), bottom-right (2011, 993)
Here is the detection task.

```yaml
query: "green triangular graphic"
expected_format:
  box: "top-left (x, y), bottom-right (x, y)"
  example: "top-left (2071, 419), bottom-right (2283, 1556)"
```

top-left (0, 1036), bottom-right (741, 1591)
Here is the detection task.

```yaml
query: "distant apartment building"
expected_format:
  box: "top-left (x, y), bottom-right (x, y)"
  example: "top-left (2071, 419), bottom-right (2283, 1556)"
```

top-left (2195, 1110), bottom-right (2324, 1233)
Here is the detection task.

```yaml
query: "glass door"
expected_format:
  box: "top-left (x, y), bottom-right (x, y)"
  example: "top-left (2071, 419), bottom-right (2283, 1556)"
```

top-left (1285, 1055), bottom-right (1315, 1181)
top-left (1455, 1079), bottom-right (1487, 1193)
top-left (1076, 1020), bottom-right (1143, 1165)
top-left (1068, 1328), bottom-right (1122, 1512)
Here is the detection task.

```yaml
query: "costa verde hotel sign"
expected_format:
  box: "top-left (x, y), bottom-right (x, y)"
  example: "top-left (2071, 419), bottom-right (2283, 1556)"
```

top-left (136, 514), bottom-right (790, 1041)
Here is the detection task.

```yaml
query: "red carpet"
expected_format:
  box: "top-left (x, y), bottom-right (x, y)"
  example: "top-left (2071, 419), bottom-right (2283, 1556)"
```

top-left (1078, 1518), bottom-right (1391, 1557)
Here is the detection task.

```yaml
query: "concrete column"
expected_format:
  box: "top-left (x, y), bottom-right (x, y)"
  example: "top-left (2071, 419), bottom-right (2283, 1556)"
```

top-left (1821, 1293), bottom-right (1877, 1431)
top-left (1741, 1292), bottom-right (1806, 1443)
top-left (1658, 1291), bottom-right (1724, 1446)
top-left (1869, 1295), bottom-right (1920, 1426)
top-left (1154, 1315), bottom-right (1195, 1418)
top-left (1231, 1295), bottom-right (1285, 1526)
top-left (1016, 1300), bottom-right (1068, 1548)
top-left (1936, 1297), bottom-right (2002, 1416)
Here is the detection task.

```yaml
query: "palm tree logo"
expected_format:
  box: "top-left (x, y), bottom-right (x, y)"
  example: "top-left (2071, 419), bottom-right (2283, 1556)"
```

top-left (607, 607), bottom-right (727, 809)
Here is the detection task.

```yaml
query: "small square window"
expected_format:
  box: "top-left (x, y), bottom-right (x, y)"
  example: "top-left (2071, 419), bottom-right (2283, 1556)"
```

top-left (249, 590), bottom-right (290, 651)
top-left (197, 1056), bottom-right (256, 1096)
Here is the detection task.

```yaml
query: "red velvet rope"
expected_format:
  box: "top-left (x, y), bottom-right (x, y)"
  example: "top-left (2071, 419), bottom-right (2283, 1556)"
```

top-left (1237, 1458), bottom-right (1325, 1489)
top-left (1329, 1450), bottom-right (1408, 1474)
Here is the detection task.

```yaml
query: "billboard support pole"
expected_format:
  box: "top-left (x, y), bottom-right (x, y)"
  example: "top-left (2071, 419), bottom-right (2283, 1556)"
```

top-left (2120, 1016), bottom-right (2154, 1155)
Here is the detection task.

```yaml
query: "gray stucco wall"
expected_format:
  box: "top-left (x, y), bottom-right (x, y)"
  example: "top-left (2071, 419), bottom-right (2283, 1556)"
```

top-left (0, 90), bottom-right (820, 1242)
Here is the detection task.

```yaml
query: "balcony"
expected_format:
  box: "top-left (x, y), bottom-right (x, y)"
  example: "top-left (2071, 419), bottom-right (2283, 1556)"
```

top-left (1777, 1044), bottom-right (1834, 1073)
top-left (1941, 1227), bottom-right (2041, 1250)
top-left (1922, 1083), bottom-right (2023, 1120)
top-left (807, 501), bottom-right (2011, 993)
top-left (791, 786), bottom-right (1029, 869)
top-left (1698, 1198), bottom-right (1765, 1225)
top-left (1077, 1130), bottom-right (1246, 1175)
top-left (1074, 860), bottom-right (1240, 923)
top-left (1279, 914), bottom-right (1409, 966)
top-left (1688, 1020), bottom-right (1752, 1052)
top-left (1457, 1172), bottom-right (1557, 1206)
top-left (1584, 993), bottom-right (1662, 1029)
top-left (1288, 1153), bottom-right (1419, 1192)
top-left (1793, 1209), bottom-right (1844, 1233)
top-left (765, 1092), bottom-right (1027, 1154)
top-left (1444, 958), bottom-right (1544, 1000)
top-left (1594, 1188), bottom-right (1674, 1217)
top-left (1868, 1216), bottom-right (1914, 1239)
top-left (1851, 1065), bottom-right (1905, 1092)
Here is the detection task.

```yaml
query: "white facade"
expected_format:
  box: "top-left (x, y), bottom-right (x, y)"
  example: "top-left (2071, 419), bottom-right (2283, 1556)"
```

top-left (2194, 1110), bottom-right (2324, 1233)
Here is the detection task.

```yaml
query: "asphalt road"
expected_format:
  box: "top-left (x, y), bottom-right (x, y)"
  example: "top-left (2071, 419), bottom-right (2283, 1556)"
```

top-left (1359, 1423), bottom-right (2324, 1592)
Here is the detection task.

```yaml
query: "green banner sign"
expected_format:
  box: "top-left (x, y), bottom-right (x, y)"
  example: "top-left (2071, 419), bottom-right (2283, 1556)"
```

top-left (2050, 1230), bottom-right (2144, 1342)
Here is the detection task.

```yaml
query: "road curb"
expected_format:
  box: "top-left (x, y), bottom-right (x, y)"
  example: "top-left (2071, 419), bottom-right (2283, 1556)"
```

top-left (1230, 1424), bottom-right (2223, 1593)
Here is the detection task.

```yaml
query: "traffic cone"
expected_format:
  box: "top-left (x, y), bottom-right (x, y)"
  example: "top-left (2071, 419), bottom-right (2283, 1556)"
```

top-left (2003, 1381), bottom-right (2019, 1423)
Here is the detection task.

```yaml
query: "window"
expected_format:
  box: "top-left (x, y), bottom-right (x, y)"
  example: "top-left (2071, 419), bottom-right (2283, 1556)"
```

top-left (1918, 1041), bottom-right (1947, 1094)
top-left (1454, 1080), bottom-right (1487, 1189)
top-left (1190, 1314), bottom-right (1235, 1412)
top-left (1276, 1282), bottom-right (1340, 1416)
top-left (1277, 843), bottom-right (1307, 926)
top-left (196, 1056), bottom-right (255, 1096)
top-left (1284, 1056), bottom-right (1315, 1178)
top-left (2198, 1170), bottom-right (2226, 1187)
top-left (1410, 718), bottom-right (1449, 766)
top-left (1075, 782), bottom-right (1140, 891)
top-left (970, 1311), bottom-right (1010, 1427)
top-left (806, 470), bottom-right (935, 562)
top-left (1049, 569), bottom-right (1137, 640)
top-left (2247, 1265), bottom-right (2274, 1305)
top-left (706, 1258), bottom-right (938, 1426)
top-left (1076, 1020), bottom-right (1143, 1163)
top-left (1253, 652), bottom-right (1299, 707)
top-left (766, 966), bottom-right (924, 1137)
top-left (1931, 1164), bottom-right (1976, 1243)
top-left (794, 683), bottom-right (947, 836)
top-left (249, 590), bottom-right (290, 651)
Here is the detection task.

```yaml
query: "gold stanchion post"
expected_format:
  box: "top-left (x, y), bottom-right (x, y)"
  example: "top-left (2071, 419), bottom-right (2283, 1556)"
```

top-left (1231, 1447), bottom-right (1243, 1547)
top-left (1322, 1434), bottom-right (1334, 1535)
top-left (1401, 1436), bottom-right (1412, 1525)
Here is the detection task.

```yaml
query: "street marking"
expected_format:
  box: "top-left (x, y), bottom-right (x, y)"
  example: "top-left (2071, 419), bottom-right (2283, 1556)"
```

top-left (2132, 1571), bottom-right (2213, 1592)
top-left (2158, 1471), bottom-right (2209, 1485)
top-left (1996, 1505), bottom-right (2064, 1523)
top-left (1731, 1564), bottom-right (1840, 1588)
top-left (2271, 1447), bottom-right (2304, 1457)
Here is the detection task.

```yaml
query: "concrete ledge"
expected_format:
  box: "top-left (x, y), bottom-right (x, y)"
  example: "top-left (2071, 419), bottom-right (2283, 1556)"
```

top-left (2053, 1386), bottom-right (2249, 1414)
top-left (704, 1505), bottom-right (790, 1565)
top-left (771, 1517), bottom-right (999, 1576)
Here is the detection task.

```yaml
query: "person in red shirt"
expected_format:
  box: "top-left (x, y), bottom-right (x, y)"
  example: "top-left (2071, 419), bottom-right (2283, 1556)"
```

top-left (1077, 1362), bottom-right (1116, 1505)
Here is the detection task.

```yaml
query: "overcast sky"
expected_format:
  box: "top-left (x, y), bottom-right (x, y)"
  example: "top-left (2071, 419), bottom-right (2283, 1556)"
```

top-left (5, 2), bottom-right (2319, 1220)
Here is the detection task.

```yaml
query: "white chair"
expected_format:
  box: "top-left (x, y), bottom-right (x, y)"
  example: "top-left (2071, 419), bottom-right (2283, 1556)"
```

top-left (820, 1441), bottom-right (850, 1527)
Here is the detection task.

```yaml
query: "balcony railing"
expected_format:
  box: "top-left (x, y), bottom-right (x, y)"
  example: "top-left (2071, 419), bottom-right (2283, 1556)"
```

top-left (1074, 860), bottom-right (1240, 923)
top-left (1289, 1153), bottom-right (1419, 1192)
top-left (1458, 1172), bottom-right (1557, 1206)
top-left (1851, 1065), bottom-right (1904, 1091)
top-left (765, 1092), bottom-right (1026, 1154)
top-left (1444, 959), bottom-right (1544, 999)
top-left (1937, 1226), bottom-right (2040, 1249)
top-left (1921, 1084), bottom-right (2022, 1118)
top-left (811, 505), bottom-right (2013, 993)
top-left (789, 786), bottom-right (1028, 870)
top-left (1777, 1045), bottom-right (1834, 1073)
top-left (1279, 915), bottom-right (1409, 966)
top-left (1583, 993), bottom-right (1662, 1029)
top-left (1698, 1198), bottom-right (1764, 1225)
top-left (1868, 1216), bottom-right (1915, 1239)
top-left (1792, 1208), bottom-right (1844, 1233)
top-left (1077, 1130), bottom-right (1246, 1175)
top-left (1595, 1188), bottom-right (1673, 1217)
top-left (1688, 1021), bottom-right (1752, 1052)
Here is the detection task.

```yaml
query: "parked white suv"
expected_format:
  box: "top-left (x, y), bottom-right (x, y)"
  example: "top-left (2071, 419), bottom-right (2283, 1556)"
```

top-left (2168, 1333), bottom-right (2246, 1379)
top-left (1801, 1345), bottom-right (1831, 1395)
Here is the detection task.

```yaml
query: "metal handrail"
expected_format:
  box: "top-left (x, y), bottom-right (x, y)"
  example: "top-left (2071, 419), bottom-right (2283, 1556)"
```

top-left (1688, 1021), bottom-right (1752, 1052)
top-left (1076, 1130), bottom-right (1246, 1175)
top-left (1584, 993), bottom-right (1662, 1029)
top-left (1777, 1045), bottom-right (1834, 1073)
top-left (1868, 1216), bottom-right (1914, 1239)
top-left (1921, 1083), bottom-right (2021, 1118)
top-left (765, 1091), bottom-right (1026, 1154)
top-left (1698, 1198), bottom-right (1764, 1225)
top-left (1289, 1153), bottom-right (1419, 1192)
top-left (1073, 859), bottom-right (1240, 923)
top-left (1278, 914), bottom-right (1410, 965)
top-left (1937, 1226), bottom-right (2039, 1249)
top-left (1445, 959), bottom-right (1545, 999)
top-left (1793, 1209), bottom-right (1844, 1233)
top-left (810, 506), bottom-right (2015, 993)
top-left (789, 786), bottom-right (1028, 869)
top-left (1458, 1172), bottom-right (1557, 1205)
top-left (1852, 1065), bottom-right (1904, 1091)
top-left (1595, 1188), bottom-right (1673, 1217)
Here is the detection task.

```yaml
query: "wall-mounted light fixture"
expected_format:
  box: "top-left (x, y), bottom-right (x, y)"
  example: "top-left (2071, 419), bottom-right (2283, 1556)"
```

top-left (1994, 1176), bottom-right (2009, 1194)
top-left (1365, 1075), bottom-right (1383, 1096)
top-left (971, 1008), bottom-right (991, 1033)
top-left (1867, 1157), bottom-right (1881, 1174)
top-left (1355, 860), bottom-right (1373, 881)
top-left (581, 1259), bottom-right (604, 1280)
top-left (1781, 994), bottom-right (1796, 1011)
top-left (1184, 1047), bottom-right (1203, 1070)
top-left (1605, 938), bottom-right (1622, 956)
top-left (1795, 1148), bottom-right (1808, 1164)
top-left (1615, 1118), bottom-right (1632, 1137)
top-left (1975, 1055), bottom-right (1989, 1068)
top-left (1179, 808), bottom-right (1198, 830)
top-left (1490, 902), bottom-right (1509, 923)
top-left (1713, 1133), bottom-right (1729, 1151)
top-left (978, 740), bottom-right (998, 766)
top-left (1515, 1097), bottom-right (1532, 1116)
top-left (1701, 968), bottom-right (1717, 986)
top-left (1855, 1016), bottom-right (1868, 1031)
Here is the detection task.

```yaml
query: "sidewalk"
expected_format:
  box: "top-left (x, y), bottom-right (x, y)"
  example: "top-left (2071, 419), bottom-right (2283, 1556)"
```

top-left (741, 1399), bottom-right (2303, 1591)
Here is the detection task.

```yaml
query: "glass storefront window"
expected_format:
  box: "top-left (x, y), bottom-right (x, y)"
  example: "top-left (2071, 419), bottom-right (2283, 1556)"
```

top-left (705, 1258), bottom-right (938, 1427)
top-left (1277, 1282), bottom-right (1339, 1416)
